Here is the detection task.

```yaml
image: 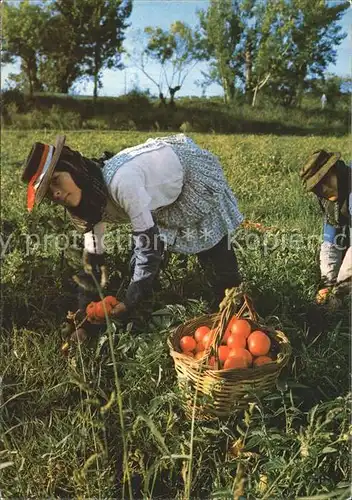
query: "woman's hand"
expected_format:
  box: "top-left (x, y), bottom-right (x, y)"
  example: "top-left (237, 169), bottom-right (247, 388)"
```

top-left (86, 298), bottom-right (127, 323)
top-left (109, 302), bottom-right (127, 318)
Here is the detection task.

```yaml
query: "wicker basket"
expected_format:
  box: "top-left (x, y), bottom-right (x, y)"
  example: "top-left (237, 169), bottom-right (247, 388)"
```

top-left (168, 290), bottom-right (291, 419)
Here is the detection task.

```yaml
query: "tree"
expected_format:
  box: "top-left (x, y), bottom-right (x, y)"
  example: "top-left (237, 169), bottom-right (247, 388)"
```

top-left (53, 0), bottom-right (132, 100)
top-left (196, 0), bottom-right (349, 106)
top-left (266, 0), bottom-right (349, 106)
top-left (242, 0), bottom-right (291, 106)
top-left (128, 22), bottom-right (199, 107)
top-left (38, 6), bottom-right (86, 93)
top-left (3, 0), bottom-right (132, 97)
top-left (197, 0), bottom-right (244, 104)
top-left (309, 73), bottom-right (352, 108)
top-left (2, 0), bottom-right (49, 97)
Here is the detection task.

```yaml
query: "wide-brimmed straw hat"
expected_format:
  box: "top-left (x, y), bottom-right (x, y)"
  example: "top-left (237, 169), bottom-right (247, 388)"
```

top-left (300, 150), bottom-right (341, 192)
top-left (22, 135), bottom-right (66, 211)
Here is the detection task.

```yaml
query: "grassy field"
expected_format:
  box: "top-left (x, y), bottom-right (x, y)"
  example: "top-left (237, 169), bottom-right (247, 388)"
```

top-left (1, 130), bottom-right (350, 498)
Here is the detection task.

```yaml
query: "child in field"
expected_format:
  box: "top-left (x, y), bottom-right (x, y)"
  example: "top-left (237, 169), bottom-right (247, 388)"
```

top-left (22, 134), bottom-right (243, 338)
top-left (300, 150), bottom-right (351, 305)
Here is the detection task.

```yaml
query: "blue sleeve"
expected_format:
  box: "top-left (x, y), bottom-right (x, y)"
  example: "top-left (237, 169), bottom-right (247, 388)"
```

top-left (323, 222), bottom-right (338, 244)
top-left (124, 225), bottom-right (163, 310)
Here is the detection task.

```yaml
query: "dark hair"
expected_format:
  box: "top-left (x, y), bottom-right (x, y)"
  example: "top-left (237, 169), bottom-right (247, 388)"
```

top-left (52, 146), bottom-right (109, 232)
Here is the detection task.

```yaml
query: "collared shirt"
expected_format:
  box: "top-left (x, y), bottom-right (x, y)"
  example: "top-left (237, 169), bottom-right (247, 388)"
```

top-left (84, 145), bottom-right (183, 253)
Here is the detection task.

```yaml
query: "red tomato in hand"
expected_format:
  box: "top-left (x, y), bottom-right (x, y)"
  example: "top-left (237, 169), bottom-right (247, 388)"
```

top-left (86, 302), bottom-right (97, 320)
top-left (94, 301), bottom-right (107, 319)
top-left (104, 296), bottom-right (119, 309)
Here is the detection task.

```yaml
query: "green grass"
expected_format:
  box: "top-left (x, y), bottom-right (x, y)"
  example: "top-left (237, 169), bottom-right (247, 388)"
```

top-left (1, 130), bottom-right (350, 498)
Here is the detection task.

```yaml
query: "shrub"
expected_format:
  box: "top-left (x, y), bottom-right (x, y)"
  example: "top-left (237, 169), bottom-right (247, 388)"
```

top-left (3, 106), bottom-right (82, 130)
top-left (1, 88), bottom-right (26, 113)
top-left (179, 121), bottom-right (193, 133)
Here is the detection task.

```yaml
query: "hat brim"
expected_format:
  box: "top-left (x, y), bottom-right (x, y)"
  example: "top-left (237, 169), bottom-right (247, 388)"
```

top-left (35, 135), bottom-right (66, 205)
top-left (304, 152), bottom-right (341, 191)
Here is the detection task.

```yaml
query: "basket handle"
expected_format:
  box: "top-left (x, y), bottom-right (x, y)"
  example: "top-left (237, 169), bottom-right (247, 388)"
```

top-left (241, 294), bottom-right (259, 322)
top-left (209, 289), bottom-right (259, 367)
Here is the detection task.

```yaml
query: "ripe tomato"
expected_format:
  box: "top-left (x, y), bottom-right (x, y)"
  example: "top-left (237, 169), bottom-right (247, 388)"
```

top-left (247, 331), bottom-right (271, 357)
top-left (195, 341), bottom-right (205, 352)
top-left (230, 319), bottom-right (251, 338)
top-left (180, 335), bottom-right (196, 352)
top-left (94, 301), bottom-right (106, 319)
top-left (253, 355), bottom-right (273, 367)
top-left (222, 328), bottom-right (231, 345)
top-left (227, 333), bottom-right (246, 349)
top-left (203, 329), bottom-right (215, 349)
top-left (195, 325), bottom-right (210, 343)
top-left (228, 347), bottom-right (252, 366)
top-left (222, 316), bottom-right (237, 344)
top-left (228, 315), bottom-right (238, 329)
top-left (102, 301), bottom-right (113, 315)
top-left (104, 296), bottom-right (118, 309)
top-left (218, 345), bottom-right (230, 362)
top-left (223, 356), bottom-right (248, 370)
top-left (86, 302), bottom-right (97, 320)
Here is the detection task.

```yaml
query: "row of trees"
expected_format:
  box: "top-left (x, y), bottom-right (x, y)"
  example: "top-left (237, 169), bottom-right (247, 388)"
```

top-left (2, 0), bottom-right (349, 106)
top-left (2, 0), bottom-right (132, 99)
top-left (197, 0), bottom-right (349, 105)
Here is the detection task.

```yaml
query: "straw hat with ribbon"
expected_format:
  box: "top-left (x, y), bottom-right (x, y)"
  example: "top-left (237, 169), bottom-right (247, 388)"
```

top-left (21, 135), bottom-right (66, 212)
top-left (300, 150), bottom-right (341, 192)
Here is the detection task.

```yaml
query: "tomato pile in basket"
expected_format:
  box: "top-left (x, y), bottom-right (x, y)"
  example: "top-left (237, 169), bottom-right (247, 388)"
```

top-left (179, 316), bottom-right (276, 370)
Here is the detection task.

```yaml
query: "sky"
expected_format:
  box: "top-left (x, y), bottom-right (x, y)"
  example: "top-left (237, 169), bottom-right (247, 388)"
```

top-left (2, 0), bottom-right (351, 98)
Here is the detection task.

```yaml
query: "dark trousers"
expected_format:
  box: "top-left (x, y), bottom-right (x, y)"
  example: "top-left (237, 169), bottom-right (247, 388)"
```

top-left (78, 236), bottom-right (241, 318)
top-left (196, 236), bottom-right (242, 307)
